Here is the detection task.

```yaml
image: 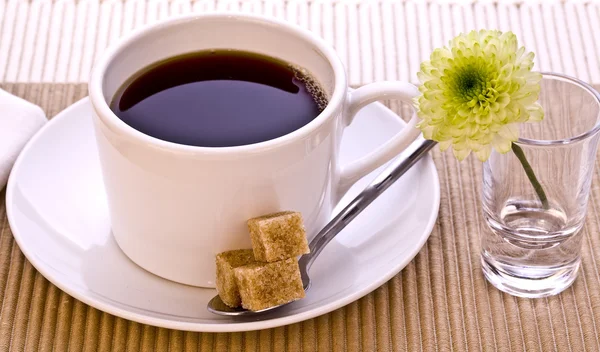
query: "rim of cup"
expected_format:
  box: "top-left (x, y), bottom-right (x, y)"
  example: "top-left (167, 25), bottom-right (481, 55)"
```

top-left (88, 12), bottom-right (348, 156)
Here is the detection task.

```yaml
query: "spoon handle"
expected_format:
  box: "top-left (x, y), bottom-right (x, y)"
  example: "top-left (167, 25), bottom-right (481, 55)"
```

top-left (300, 138), bottom-right (437, 270)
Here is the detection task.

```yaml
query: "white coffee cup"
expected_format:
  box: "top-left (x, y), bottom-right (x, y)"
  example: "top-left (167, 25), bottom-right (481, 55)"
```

top-left (88, 13), bottom-right (422, 287)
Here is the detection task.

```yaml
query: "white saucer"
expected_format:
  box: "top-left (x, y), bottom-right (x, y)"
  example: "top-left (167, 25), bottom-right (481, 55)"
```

top-left (6, 98), bottom-right (439, 332)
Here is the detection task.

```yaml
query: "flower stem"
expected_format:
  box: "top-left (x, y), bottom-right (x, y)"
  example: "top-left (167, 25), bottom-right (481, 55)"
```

top-left (511, 143), bottom-right (549, 209)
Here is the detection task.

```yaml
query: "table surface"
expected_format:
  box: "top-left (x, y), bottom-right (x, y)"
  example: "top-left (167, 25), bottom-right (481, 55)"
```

top-left (2, 1), bottom-right (600, 351)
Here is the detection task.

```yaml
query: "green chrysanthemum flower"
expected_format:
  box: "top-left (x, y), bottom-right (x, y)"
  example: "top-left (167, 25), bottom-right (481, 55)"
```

top-left (415, 29), bottom-right (544, 161)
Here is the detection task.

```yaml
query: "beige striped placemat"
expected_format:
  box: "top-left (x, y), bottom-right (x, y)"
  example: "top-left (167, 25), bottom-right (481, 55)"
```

top-left (1, 0), bottom-right (600, 86)
top-left (3, 0), bottom-right (600, 351)
top-left (2, 82), bottom-right (600, 351)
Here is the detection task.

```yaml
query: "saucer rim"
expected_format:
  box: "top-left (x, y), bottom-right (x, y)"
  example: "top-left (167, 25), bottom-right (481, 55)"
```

top-left (6, 97), bottom-right (440, 332)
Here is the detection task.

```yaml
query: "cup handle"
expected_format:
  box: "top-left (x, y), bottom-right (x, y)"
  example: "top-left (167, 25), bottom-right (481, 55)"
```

top-left (337, 81), bottom-right (422, 197)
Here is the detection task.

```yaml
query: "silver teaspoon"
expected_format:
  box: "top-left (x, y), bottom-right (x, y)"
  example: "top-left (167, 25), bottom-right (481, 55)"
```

top-left (207, 138), bottom-right (437, 316)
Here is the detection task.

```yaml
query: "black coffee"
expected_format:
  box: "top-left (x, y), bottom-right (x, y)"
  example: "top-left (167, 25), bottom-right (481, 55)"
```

top-left (110, 49), bottom-right (328, 147)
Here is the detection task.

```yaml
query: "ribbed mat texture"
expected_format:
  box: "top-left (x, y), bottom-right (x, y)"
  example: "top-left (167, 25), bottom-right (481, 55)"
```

top-left (2, 0), bottom-right (600, 350)
top-left (1, 0), bottom-right (600, 85)
top-left (2, 82), bottom-right (600, 351)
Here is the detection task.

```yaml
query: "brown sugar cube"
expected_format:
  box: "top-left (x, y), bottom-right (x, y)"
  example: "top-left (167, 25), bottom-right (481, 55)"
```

top-left (215, 249), bottom-right (256, 308)
top-left (247, 211), bottom-right (310, 262)
top-left (234, 258), bottom-right (305, 311)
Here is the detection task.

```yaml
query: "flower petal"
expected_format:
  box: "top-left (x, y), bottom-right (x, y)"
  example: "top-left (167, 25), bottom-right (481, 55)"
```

top-left (414, 29), bottom-right (542, 161)
top-left (492, 135), bottom-right (513, 153)
top-left (497, 123), bottom-right (520, 141)
top-left (453, 147), bottom-right (471, 161)
top-left (439, 140), bottom-right (452, 151)
top-left (474, 145), bottom-right (492, 161)
top-left (527, 103), bottom-right (544, 121)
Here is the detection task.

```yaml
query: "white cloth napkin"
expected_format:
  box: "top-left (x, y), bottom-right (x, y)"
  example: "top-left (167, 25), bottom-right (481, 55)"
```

top-left (0, 89), bottom-right (47, 190)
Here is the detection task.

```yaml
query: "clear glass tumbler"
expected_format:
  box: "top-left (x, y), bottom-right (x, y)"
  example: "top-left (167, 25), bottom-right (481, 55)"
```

top-left (481, 73), bottom-right (600, 298)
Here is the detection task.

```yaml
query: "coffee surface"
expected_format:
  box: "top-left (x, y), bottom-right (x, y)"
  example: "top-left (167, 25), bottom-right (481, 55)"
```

top-left (110, 49), bottom-right (327, 147)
